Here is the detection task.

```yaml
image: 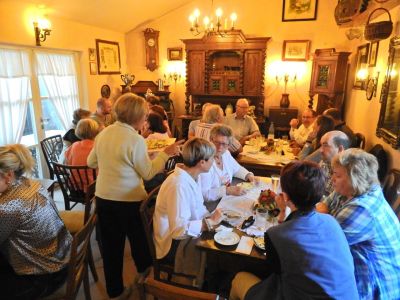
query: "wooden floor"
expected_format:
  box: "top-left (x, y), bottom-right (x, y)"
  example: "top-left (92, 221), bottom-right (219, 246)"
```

top-left (54, 189), bottom-right (143, 300)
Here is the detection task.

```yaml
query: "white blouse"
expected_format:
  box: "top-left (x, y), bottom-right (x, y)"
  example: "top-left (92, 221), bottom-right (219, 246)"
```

top-left (198, 150), bottom-right (250, 202)
top-left (153, 166), bottom-right (209, 259)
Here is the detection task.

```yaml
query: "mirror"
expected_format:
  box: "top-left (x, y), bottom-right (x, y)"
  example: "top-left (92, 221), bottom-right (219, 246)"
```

top-left (377, 36), bottom-right (400, 148)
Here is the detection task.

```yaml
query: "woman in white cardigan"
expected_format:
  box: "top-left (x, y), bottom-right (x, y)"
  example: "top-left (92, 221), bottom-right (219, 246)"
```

top-left (87, 93), bottom-right (182, 299)
top-left (199, 124), bottom-right (256, 202)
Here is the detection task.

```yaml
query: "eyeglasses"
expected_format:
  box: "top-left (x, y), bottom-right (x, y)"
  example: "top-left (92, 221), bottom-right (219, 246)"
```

top-left (302, 116), bottom-right (313, 119)
top-left (213, 140), bottom-right (230, 147)
top-left (236, 105), bottom-right (249, 109)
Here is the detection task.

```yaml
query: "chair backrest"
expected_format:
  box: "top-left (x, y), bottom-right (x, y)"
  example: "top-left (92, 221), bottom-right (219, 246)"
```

top-left (40, 135), bottom-right (63, 179)
top-left (143, 277), bottom-right (221, 300)
top-left (65, 212), bottom-right (97, 300)
top-left (52, 162), bottom-right (97, 210)
top-left (383, 169), bottom-right (400, 206)
top-left (368, 144), bottom-right (388, 183)
top-left (354, 132), bottom-right (366, 149)
top-left (84, 181), bottom-right (96, 223)
top-left (139, 185), bottom-right (162, 279)
top-left (165, 155), bottom-right (183, 173)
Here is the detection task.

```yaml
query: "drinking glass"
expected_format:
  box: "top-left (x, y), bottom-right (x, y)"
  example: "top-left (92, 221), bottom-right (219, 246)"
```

top-left (270, 174), bottom-right (280, 193)
top-left (255, 208), bottom-right (268, 231)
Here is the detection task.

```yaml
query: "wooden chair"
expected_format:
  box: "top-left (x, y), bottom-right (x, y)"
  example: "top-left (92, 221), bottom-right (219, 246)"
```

top-left (40, 135), bottom-right (63, 179)
top-left (52, 162), bottom-right (97, 210)
top-left (57, 180), bottom-right (99, 284)
top-left (141, 277), bottom-right (224, 300)
top-left (165, 155), bottom-right (183, 173)
top-left (139, 186), bottom-right (197, 287)
top-left (354, 132), bottom-right (366, 149)
top-left (383, 169), bottom-right (400, 218)
top-left (41, 212), bottom-right (97, 300)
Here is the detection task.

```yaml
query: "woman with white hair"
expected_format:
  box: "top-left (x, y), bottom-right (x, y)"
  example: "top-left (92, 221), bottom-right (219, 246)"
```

top-left (87, 93), bottom-right (183, 299)
top-left (318, 148), bottom-right (400, 300)
top-left (199, 124), bottom-right (256, 201)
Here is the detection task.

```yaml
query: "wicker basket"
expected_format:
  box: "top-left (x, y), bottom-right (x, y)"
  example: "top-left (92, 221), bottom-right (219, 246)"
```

top-left (364, 8), bottom-right (393, 42)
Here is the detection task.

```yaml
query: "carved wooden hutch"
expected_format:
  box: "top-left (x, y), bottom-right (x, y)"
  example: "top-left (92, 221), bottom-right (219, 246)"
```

top-left (308, 48), bottom-right (351, 115)
top-left (182, 30), bottom-right (270, 119)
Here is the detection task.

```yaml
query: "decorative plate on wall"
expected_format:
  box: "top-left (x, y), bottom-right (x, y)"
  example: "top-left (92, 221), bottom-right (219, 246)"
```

top-left (101, 84), bottom-right (111, 98)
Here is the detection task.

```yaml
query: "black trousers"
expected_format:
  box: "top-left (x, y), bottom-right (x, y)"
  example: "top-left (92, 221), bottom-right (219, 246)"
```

top-left (0, 258), bottom-right (67, 300)
top-left (96, 197), bottom-right (152, 298)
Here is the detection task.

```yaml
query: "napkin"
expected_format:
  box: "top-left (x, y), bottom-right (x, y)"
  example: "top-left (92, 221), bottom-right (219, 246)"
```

top-left (215, 225), bottom-right (233, 232)
top-left (245, 226), bottom-right (265, 237)
top-left (236, 236), bottom-right (254, 255)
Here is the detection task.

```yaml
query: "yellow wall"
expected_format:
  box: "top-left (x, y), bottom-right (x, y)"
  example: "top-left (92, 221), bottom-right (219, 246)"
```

top-left (0, 0), bottom-right (127, 111)
top-left (127, 0), bottom-right (399, 168)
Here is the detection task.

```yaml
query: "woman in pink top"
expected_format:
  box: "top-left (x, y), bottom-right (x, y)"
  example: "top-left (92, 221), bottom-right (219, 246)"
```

top-left (65, 118), bottom-right (99, 190)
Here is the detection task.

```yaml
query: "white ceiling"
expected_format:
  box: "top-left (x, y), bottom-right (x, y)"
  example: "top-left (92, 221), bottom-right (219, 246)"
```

top-left (17, 0), bottom-right (193, 32)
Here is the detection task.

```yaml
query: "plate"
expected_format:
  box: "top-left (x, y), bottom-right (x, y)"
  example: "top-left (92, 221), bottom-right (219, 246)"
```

top-left (236, 182), bottom-right (255, 190)
top-left (222, 210), bottom-right (243, 227)
top-left (146, 138), bottom-right (176, 152)
top-left (214, 231), bottom-right (240, 246)
top-left (253, 236), bottom-right (266, 251)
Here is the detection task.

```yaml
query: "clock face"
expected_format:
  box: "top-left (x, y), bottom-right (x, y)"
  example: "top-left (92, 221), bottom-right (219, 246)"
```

top-left (147, 38), bottom-right (155, 47)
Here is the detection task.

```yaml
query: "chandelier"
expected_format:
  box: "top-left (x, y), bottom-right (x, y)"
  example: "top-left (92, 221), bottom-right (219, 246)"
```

top-left (188, 2), bottom-right (237, 36)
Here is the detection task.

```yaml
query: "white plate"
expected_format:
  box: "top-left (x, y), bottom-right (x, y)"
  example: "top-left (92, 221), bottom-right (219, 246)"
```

top-left (236, 182), bottom-right (255, 190)
top-left (222, 210), bottom-right (242, 221)
top-left (253, 236), bottom-right (266, 251)
top-left (214, 231), bottom-right (240, 246)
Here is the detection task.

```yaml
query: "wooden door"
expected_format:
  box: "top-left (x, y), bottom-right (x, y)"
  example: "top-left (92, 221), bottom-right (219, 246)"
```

top-left (187, 50), bottom-right (205, 94)
top-left (243, 50), bottom-right (263, 95)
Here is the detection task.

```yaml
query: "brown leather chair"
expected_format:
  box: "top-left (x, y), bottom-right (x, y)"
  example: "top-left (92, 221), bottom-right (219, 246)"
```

top-left (140, 276), bottom-right (224, 300)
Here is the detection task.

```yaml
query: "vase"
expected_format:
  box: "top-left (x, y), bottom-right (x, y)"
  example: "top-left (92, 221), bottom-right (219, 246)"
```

top-left (280, 93), bottom-right (290, 108)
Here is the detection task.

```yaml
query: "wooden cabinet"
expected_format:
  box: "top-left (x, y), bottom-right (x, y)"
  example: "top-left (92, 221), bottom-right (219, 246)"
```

top-left (309, 48), bottom-right (351, 114)
top-left (268, 106), bottom-right (298, 137)
top-left (182, 30), bottom-right (270, 119)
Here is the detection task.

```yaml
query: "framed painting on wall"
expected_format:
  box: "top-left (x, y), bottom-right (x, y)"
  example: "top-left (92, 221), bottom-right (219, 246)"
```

top-left (282, 40), bottom-right (311, 61)
top-left (354, 43), bottom-right (370, 90)
top-left (89, 62), bottom-right (97, 75)
top-left (88, 48), bottom-right (96, 62)
top-left (167, 47), bottom-right (183, 61)
top-left (369, 41), bottom-right (379, 67)
top-left (96, 39), bottom-right (121, 74)
top-left (282, 0), bottom-right (318, 22)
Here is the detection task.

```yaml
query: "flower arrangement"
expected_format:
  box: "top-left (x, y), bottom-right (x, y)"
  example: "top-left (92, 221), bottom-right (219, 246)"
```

top-left (255, 189), bottom-right (280, 217)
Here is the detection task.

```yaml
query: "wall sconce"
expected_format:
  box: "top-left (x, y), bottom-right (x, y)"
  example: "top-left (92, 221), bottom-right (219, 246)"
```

top-left (164, 72), bottom-right (181, 83)
top-left (275, 73), bottom-right (297, 108)
top-left (366, 71), bottom-right (380, 100)
top-left (33, 19), bottom-right (51, 46)
top-left (356, 64), bottom-right (369, 90)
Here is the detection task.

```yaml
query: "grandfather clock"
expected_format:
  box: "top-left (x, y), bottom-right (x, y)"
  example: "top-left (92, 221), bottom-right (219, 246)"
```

top-left (309, 48), bottom-right (351, 114)
top-left (144, 28), bottom-right (159, 71)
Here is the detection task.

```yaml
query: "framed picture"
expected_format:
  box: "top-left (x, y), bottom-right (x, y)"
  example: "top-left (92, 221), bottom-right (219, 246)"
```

top-left (369, 41), bottom-right (379, 67)
top-left (282, 0), bottom-right (318, 22)
top-left (88, 48), bottom-right (96, 62)
top-left (167, 47), bottom-right (183, 61)
top-left (89, 62), bottom-right (97, 75)
top-left (95, 39), bottom-right (121, 74)
top-left (354, 43), bottom-right (370, 90)
top-left (282, 40), bottom-right (311, 61)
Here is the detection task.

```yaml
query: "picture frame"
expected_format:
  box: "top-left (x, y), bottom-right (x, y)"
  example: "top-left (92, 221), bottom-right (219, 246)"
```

top-left (369, 41), bottom-right (379, 67)
top-left (89, 62), bottom-right (97, 75)
top-left (282, 40), bottom-right (311, 61)
top-left (88, 48), bottom-right (96, 62)
top-left (282, 0), bottom-right (318, 22)
top-left (354, 43), bottom-right (370, 90)
top-left (167, 47), bottom-right (183, 61)
top-left (95, 39), bottom-right (121, 74)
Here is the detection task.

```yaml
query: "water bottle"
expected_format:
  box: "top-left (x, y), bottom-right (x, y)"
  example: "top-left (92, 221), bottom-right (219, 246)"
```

top-left (268, 122), bottom-right (275, 140)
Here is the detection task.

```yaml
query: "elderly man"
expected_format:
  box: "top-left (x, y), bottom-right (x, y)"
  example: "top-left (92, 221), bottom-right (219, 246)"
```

top-left (91, 97), bottom-right (114, 128)
top-left (319, 130), bottom-right (350, 195)
top-left (224, 98), bottom-right (260, 145)
top-left (323, 108), bottom-right (356, 147)
top-left (289, 108), bottom-right (316, 146)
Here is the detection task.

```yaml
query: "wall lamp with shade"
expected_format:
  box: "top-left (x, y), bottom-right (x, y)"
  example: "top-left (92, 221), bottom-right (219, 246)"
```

top-left (356, 64), bottom-right (380, 100)
top-left (33, 18), bottom-right (51, 46)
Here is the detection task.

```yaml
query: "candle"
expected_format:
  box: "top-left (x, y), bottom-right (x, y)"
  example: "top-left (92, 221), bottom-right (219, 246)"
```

top-left (224, 18), bottom-right (227, 30)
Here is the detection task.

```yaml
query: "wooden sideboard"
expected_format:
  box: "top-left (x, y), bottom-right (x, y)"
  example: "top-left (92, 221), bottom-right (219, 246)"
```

top-left (268, 106), bottom-right (298, 137)
top-left (182, 30), bottom-right (270, 120)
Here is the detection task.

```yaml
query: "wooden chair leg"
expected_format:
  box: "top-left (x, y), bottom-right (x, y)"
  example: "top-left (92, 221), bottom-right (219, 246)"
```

top-left (83, 267), bottom-right (92, 300)
top-left (88, 242), bottom-right (98, 282)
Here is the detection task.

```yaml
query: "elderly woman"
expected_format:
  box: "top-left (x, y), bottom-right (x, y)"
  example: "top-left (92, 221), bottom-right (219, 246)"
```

top-left (195, 104), bottom-right (242, 155)
top-left (63, 108), bottom-right (91, 146)
top-left (318, 149), bottom-right (400, 299)
top-left (230, 161), bottom-right (358, 300)
top-left (153, 138), bottom-right (221, 287)
top-left (87, 93), bottom-right (183, 299)
top-left (199, 124), bottom-right (255, 201)
top-left (0, 144), bottom-right (72, 299)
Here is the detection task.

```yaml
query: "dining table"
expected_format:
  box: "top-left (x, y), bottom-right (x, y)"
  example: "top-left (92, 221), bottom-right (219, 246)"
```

top-left (196, 177), bottom-right (285, 277)
top-left (235, 140), bottom-right (296, 176)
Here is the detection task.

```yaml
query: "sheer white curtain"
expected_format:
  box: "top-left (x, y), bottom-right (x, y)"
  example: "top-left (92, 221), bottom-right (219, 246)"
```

top-left (35, 52), bottom-right (79, 129)
top-left (0, 48), bottom-right (31, 145)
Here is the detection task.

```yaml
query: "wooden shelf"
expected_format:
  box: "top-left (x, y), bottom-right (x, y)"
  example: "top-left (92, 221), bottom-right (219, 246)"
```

top-left (339, 0), bottom-right (400, 28)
